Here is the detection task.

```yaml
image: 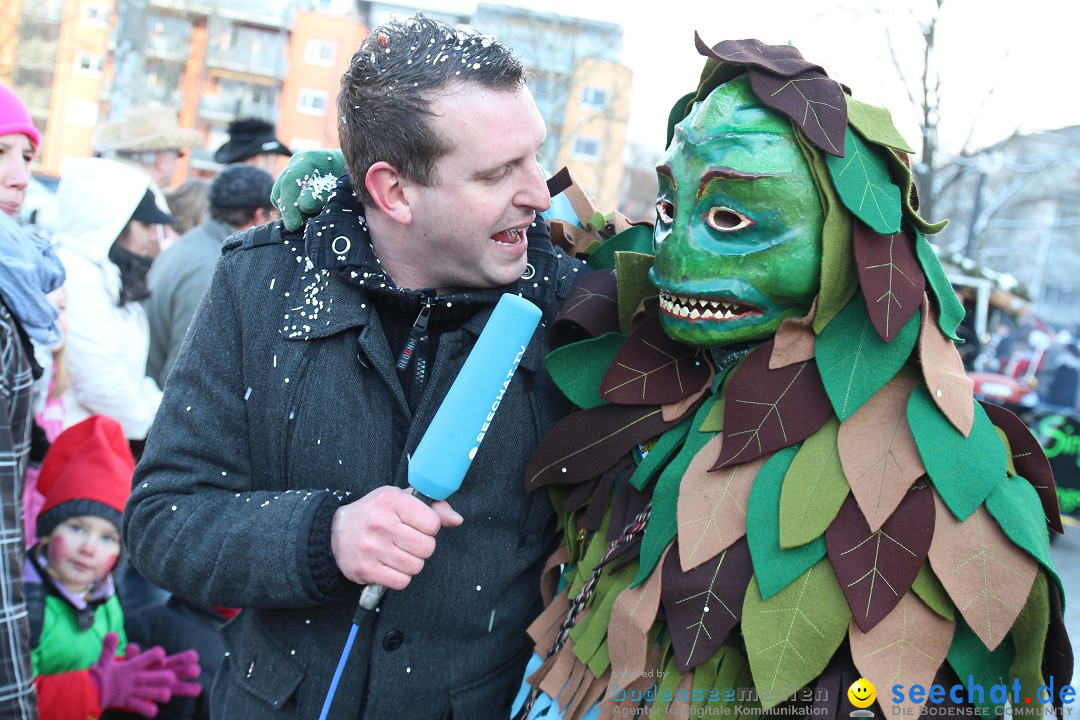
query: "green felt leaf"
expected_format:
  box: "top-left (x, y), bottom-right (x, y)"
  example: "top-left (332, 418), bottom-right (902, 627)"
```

top-left (780, 416), bottom-right (849, 548)
top-left (986, 474), bottom-right (1062, 594)
top-left (911, 561), bottom-right (955, 622)
top-left (913, 229), bottom-right (965, 341)
top-left (650, 650), bottom-right (686, 715)
top-left (815, 291), bottom-right (919, 421)
top-left (946, 618), bottom-right (1016, 716)
top-left (743, 559), bottom-right (850, 709)
top-left (845, 96), bottom-right (915, 154)
top-left (569, 529), bottom-right (636, 674)
top-left (1009, 571), bottom-right (1050, 706)
top-left (884, 152), bottom-right (949, 236)
top-left (908, 388), bottom-right (1007, 520)
top-left (544, 333), bottom-right (625, 409)
top-left (587, 211), bottom-right (607, 231)
top-left (586, 224), bottom-right (653, 270)
top-left (792, 129), bottom-right (857, 335)
top-left (629, 414), bottom-right (693, 491)
top-left (615, 251), bottom-right (657, 336)
top-left (826, 128), bottom-right (902, 235)
top-left (714, 645), bottom-right (760, 713)
top-left (747, 445), bottom-right (827, 599)
top-left (567, 511), bottom-right (613, 600)
top-left (633, 397), bottom-right (718, 587)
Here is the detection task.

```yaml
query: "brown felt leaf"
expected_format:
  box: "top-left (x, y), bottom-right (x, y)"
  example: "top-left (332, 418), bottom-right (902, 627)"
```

top-left (662, 537), bottom-right (753, 673)
top-left (749, 67), bottom-right (847, 157)
top-left (608, 545), bottom-right (669, 686)
top-left (918, 295), bottom-right (975, 436)
top-left (849, 592), bottom-right (955, 717)
top-left (600, 313), bottom-right (712, 405)
top-left (525, 404), bottom-right (673, 490)
top-left (979, 401), bottom-right (1063, 534)
top-left (838, 377), bottom-right (925, 531)
top-left (1044, 581), bottom-right (1074, 720)
top-left (826, 484), bottom-right (934, 632)
top-left (712, 339), bottom-right (832, 469)
top-left (853, 222), bottom-right (925, 342)
top-left (770, 297), bottom-right (818, 370)
top-left (928, 496), bottom-right (1037, 650)
top-left (678, 434), bottom-right (768, 571)
top-left (696, 36), bottom-right (824, 77)
top-left (549, 269), bottom-right (620, 349)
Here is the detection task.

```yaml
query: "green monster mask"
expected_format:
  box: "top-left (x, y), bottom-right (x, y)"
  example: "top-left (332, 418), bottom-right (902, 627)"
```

top-left (651, 74), bottom-right (824, 349)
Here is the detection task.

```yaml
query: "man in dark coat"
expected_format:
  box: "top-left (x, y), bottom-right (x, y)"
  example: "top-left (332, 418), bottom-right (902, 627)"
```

top-left (123, 15), bottom-right (584, 719)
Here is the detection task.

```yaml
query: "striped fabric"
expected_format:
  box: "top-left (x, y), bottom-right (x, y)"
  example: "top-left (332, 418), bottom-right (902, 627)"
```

top-left (0, 301), bottom-right (37, 719)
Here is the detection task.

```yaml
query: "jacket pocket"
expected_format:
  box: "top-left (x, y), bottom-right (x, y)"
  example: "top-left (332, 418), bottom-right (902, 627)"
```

top-left (448, 646), bottom-right (531, 720)
top-left (217, 611), bottom-right (306, 712)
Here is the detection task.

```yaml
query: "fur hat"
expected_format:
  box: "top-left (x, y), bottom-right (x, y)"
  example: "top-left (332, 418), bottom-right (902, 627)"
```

top-left (209, 163), bottom-right (275, 211)
top-left (93, 104), bottom-right (202, 154)
top-left (36, 415), bottom-right (135, 539)
top-left (213, 118), bottom-right (292, 164)
top-left (0, 82), bottom-right (41, 149)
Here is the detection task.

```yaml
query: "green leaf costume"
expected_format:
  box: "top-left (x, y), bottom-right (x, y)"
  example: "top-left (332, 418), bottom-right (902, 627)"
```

top-left (514, 36), bottom-right (1069, 720)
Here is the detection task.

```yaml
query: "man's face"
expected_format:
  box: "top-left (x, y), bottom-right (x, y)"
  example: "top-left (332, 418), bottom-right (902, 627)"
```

top-left (0, 132), bottom-right (34, 218)
top-left (650, 77), bottom-right (824, 348)
top-left (395, 84), bottom-right (550, 292)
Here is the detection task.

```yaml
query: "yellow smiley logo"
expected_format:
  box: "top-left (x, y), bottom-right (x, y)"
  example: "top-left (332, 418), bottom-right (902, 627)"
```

top-left (848, 678), bottom-right (876, 709)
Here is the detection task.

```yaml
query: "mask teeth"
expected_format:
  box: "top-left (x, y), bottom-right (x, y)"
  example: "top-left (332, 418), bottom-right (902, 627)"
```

top-left (660, 291), bottom-right (745, 320)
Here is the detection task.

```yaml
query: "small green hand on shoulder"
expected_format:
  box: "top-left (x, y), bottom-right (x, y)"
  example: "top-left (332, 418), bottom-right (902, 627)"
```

top-left (271, 149), bottom-right (346, 231)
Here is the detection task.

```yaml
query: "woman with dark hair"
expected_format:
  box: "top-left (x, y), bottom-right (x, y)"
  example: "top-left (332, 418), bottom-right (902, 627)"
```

top-left (54, 158), bottom-right (172, 442)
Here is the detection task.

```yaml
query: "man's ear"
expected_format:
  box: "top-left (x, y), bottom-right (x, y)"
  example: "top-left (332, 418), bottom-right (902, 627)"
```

top-left (365, 161), bottom-right (412, 224)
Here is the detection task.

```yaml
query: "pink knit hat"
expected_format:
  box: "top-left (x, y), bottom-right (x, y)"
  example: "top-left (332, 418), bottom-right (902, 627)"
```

top-left (0, 82), bottom-right (41, 149)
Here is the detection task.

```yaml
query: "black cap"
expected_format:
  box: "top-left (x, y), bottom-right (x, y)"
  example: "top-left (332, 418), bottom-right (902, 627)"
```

top-left (130, 188), bottom-right (175, 225)
top-left (214, 118), bottom-right (293, 164)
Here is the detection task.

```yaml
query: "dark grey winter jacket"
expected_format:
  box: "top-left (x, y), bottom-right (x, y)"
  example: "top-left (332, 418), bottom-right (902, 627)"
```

top-left (123, 181), bottom-right (585, 719)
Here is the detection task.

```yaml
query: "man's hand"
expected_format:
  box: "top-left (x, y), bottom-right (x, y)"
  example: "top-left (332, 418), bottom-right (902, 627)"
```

top-left (331, 486), bottom-right (464, 590)
top-left (270, 149), bottom-right (346, 231)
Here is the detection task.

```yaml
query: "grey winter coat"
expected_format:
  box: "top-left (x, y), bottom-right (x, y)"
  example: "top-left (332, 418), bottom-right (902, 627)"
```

top-left (123, 182), bottom-right (585, 719)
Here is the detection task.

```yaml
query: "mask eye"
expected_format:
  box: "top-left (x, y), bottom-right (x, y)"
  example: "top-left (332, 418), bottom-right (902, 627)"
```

top-left (655, 199), bottom-right (674, 225)
top-left (706, 206), bottom-right (753, 232)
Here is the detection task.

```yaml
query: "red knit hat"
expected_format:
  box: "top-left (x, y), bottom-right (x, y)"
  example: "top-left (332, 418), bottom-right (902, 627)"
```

top-left (0, 82), bottom-right (41, 149)
top-left (36, 415), bottom-right (135, 538)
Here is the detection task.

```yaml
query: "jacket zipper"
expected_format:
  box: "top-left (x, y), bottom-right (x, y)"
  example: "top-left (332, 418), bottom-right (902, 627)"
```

top-left (395, 302), bottom-right (431, 410)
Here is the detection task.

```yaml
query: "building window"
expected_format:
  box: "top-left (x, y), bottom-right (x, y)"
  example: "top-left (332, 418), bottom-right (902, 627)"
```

top-left (304, 39), bottom-right (337, 67)
top-left (581, 86), bottom-right (608, 109)
top-left (571, 137), bottom-right (601, 161)
top-left (66, 99), bottom-right (99, 128)
top-left (73, 52), bottom-right (104, 76)
top-left (297, 89), bottom-right (329, 116)
top-left (80, 4), bottom-right (110, 27)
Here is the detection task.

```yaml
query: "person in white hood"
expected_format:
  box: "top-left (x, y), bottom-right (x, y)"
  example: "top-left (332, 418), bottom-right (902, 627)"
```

top-left (54, 158), bottom-right (172, 441)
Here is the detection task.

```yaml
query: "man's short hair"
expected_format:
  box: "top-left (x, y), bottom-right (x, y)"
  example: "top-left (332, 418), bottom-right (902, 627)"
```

top-left (337, 15), bottom-right (527, 207)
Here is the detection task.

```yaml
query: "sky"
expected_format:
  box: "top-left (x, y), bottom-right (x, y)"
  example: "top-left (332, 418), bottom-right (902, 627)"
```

top-left (458, 0), bottom-right (1080, 160)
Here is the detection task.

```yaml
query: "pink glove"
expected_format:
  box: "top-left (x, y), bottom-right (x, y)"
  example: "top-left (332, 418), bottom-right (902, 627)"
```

top-left (88, 632), bottom-right (175, 717)
top-left (161, 649), bottom-right (202, 698)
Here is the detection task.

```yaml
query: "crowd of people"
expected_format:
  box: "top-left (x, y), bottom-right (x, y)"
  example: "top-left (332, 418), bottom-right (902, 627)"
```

top-left (1, 76), bottom-right (288, 719)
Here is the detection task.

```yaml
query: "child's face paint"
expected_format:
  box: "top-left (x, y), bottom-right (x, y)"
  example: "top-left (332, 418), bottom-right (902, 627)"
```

top-left (44, 515), bottom-right (121, 594)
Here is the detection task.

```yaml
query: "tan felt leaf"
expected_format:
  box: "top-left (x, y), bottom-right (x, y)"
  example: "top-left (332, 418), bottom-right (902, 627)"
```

top-left (770, 297), bottom-right (819, 370)
top-left (677, 434), bottom-right (767, 571)
top-left (918, 295), bottom-right (974, 437)
top-left (849, 593), bottom-right (954, 717)
top-left (662, 362), bottom-right (715, 423)
top-left (928, 496), bottom-right (1037, 650)
top-left (608, 544), bottom-right (669, 684)
top-left (838, 377), bottom-right (925, 531)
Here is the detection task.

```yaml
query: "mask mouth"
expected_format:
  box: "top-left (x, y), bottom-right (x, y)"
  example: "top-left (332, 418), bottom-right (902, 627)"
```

top-left (658, 290), bottom-right (761, 321)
